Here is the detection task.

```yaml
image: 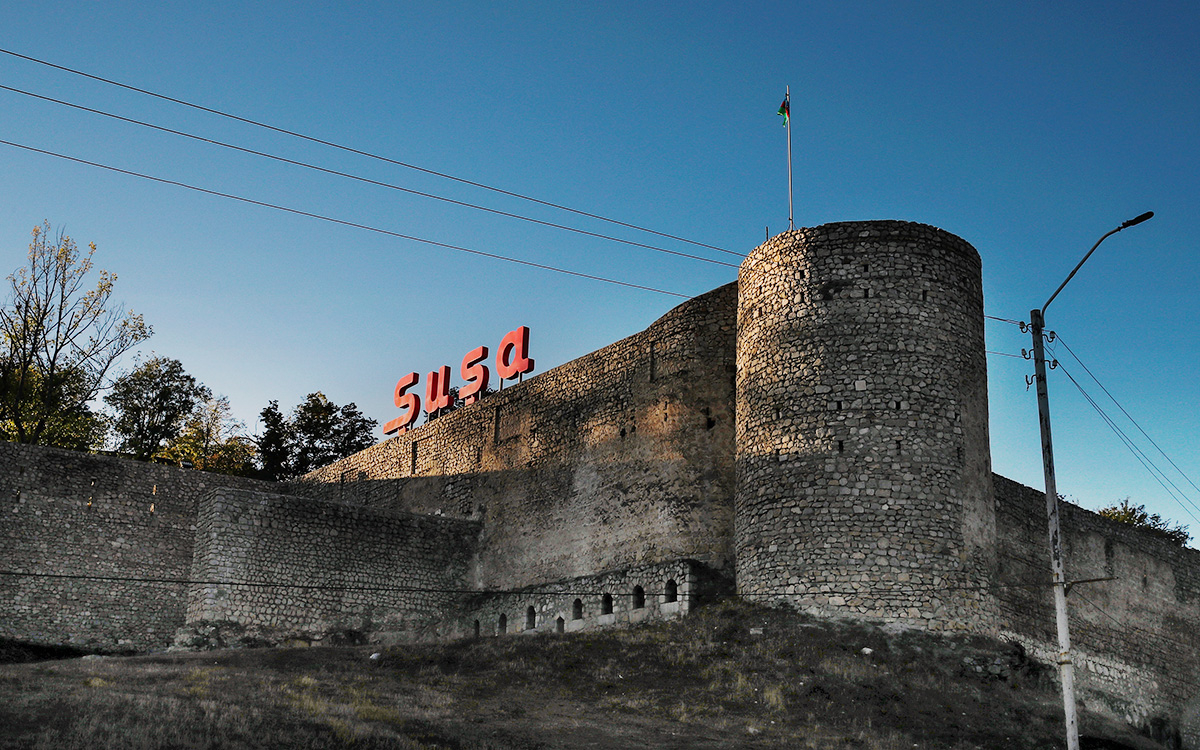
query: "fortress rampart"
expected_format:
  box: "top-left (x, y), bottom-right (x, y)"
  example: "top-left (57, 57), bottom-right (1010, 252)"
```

top-left (0, 441), bottom-right (275, 650)
top-left (2, 220), bottom-right (1198, 743)
top-left (185, 488), bottom-right (479, 640)
top-left (735, 223), bottom-right (994, 630)
top-left (297, 281), bottom-right (738, 590)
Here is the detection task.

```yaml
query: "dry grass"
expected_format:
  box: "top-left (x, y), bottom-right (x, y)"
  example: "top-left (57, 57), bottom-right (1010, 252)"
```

top-left (0, 599), bottom-right (1172, 749)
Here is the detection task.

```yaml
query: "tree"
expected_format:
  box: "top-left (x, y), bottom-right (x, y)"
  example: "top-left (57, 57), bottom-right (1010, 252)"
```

top-left (161, 395), bottom-right (256, 476)
top-left (0, 364), bottom-right (109, 450)
top-left (105, 356), bottom-right (211, 460)
top-left (1097, 498), bottom-right (1191, 547)
top-left (0, 222), bottom-right (150, 446)
top-left (254, 392), bottom-right (378, 480)
top-left (256, 400), bottom-right (291, 482)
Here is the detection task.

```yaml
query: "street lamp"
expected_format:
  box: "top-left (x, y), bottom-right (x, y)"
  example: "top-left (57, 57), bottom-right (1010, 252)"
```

top-left (1028, 210), bottom-right (1154, 750)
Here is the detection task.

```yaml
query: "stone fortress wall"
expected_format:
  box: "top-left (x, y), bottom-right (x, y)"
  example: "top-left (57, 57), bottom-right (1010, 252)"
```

top-left (1, 220), bottom-right (1198, 743)
top-left (994, 475), bottom-right (1200, 739)
top-left (296, 281), bottom-right (739, 592)
top-left (185, 487), bottom-right (480, 642)
top-left (735, 224), bottom-right (995, 631)
top-left (0, 441), bottom-right (277, 650)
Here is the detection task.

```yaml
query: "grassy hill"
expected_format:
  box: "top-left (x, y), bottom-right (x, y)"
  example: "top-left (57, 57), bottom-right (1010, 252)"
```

top-left (0, 600), bottom-right (1170, 749)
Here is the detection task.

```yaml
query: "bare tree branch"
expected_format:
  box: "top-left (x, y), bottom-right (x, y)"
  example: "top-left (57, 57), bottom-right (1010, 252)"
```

top-left (0, 222), bottom-right (151, 446)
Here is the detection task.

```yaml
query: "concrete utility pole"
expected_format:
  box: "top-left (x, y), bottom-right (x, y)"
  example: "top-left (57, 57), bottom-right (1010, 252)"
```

top-left (1029, 210), bottom-right (1153, 750)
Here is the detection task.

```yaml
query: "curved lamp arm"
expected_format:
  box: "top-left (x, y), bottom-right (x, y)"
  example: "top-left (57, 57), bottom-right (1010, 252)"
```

top-left (1042, 211), bottom-right (1154, 315)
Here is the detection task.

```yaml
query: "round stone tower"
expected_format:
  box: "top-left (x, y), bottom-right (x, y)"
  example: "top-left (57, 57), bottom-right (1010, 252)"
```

top-left (734, 221), bottom-right (996, 631)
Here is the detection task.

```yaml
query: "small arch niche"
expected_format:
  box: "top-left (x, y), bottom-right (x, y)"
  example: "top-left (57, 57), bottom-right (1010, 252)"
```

top-left (572, 598), bottom-right (583, 620)
top-left (473, 620), bottom-right (481, 638)
top-left (525, 606), bottom-right (536, 631)
top-left (601, 593), bottom-right (613, 615)
top-left (633, 585), bottom-right (645, 609)
top-left (556, 616), bottom-right (565, 633)
top-left (664, 579), bottom-right (678, 603)
top-left (498, 613), bottom-right (507, 635)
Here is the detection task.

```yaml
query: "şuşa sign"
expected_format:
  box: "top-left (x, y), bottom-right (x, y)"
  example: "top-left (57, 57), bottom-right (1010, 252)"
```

top-left (384, 326), bottom-right (534, 435)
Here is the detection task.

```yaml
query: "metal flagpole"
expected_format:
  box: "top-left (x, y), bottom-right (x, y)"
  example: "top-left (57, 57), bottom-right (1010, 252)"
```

top-left (786, 86), bottom-right (794, 230)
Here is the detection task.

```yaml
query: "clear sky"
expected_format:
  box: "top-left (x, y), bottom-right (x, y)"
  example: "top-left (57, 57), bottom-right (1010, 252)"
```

top-left (2, 1), bottom-right (1198, 541)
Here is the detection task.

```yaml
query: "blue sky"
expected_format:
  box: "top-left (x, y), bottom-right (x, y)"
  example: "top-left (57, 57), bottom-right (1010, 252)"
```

top-left (2, 1), bottom-right (1198, 540)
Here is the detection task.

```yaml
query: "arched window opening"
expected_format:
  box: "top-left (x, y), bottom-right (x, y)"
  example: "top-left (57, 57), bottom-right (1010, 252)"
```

top-left (498, 613), bottom-right (507, 634)
top-left (556, 616), bottom-right (565, 633)
top-left (572, 598), bottom-right (583, 620)
top-left (601, 593), bottom-right (613, 615)
top-left (525, 606), bottom-right (536, 631)
top-left (633, 585), bottom-right (645, 609)
top-left (473, 620), bottom-right (481, 638)
top-left (665, 579), bottom-right (678, 603)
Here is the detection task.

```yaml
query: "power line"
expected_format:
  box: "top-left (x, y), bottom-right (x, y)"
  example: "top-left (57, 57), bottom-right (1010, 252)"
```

top-left (1054, 333), bottom-right (1200, 499)
top-left (1054, 356), bottom-right (1191, 513)
top-left (1047, 340), bottom-right (1200, 521)
top-left (1050, 355), bottom-right (1200, 527)
top-left (0, 83), bottom-right (739, 270)
top-left (984, 314), bottom-right (1026, 326)
top-left (0, 138), bottom-right (692, 300)
top-left (986, 350), bottom-right (1024, 359)
top-left (0, 47), bottom-right (741, 258)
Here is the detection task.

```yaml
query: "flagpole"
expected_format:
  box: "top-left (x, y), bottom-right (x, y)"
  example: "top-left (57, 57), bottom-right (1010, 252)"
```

top-left (786, 86), bottom-right (794, 230)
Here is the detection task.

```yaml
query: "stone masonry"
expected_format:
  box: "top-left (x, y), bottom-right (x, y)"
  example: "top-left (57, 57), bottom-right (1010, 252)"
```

top-left (0, 441), bottom-right (275, 650)
top-left (186, 487), bottom-right (479, 640)
top-left (1, 220), bottom-right (1198, 744)
top-left (735, 223), bottom-right (995, 631)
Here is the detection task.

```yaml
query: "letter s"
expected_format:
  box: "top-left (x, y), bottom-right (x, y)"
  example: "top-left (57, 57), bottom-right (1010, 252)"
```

top-left (383, 371), bottom-right (421, 435)
top-left (460, 346), bottom-right (490, 405)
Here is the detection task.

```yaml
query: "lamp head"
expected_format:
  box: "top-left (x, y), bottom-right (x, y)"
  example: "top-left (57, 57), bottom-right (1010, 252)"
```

top-left (1120, 211), bottom-right (1154, 230)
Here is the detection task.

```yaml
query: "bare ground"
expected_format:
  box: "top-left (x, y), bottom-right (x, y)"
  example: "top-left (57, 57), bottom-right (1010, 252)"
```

top-left (0, 600), bottom-right (1172, 749)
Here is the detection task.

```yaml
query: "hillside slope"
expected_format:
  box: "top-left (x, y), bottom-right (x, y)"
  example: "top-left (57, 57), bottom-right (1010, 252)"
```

top-left (0, 600), bottom-right (1170, 749)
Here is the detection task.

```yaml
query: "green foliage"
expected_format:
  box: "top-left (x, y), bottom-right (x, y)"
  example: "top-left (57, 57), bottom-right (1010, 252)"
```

top-left (0, 365), bottom-right (109, 450)
top-left (0, 222), bottom-right (150, 447)
top-left (104, 356), bottom-right (211, 460)
top-left (160, 396), bottom-right (256, 476)
top-left (255, 392), bottom-right (378, 480)
top-left (256, 400), bottom-right (291, 482)
top-left (1097, 498), bottom-right (1191, 546)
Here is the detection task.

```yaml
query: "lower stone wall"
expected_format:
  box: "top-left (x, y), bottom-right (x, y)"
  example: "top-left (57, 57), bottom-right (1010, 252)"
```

top-left (0, 442), bottom-right (276, 650)
top-left (185, 487), bottom-right (481, 640)
top-left (430, 560), bottom-right (731, 641)
top-left (994, 475), bottom-right (1200, 745)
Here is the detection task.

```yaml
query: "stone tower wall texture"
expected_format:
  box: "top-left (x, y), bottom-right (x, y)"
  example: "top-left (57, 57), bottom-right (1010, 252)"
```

top-left (735, 221), bottom-right (996, 631)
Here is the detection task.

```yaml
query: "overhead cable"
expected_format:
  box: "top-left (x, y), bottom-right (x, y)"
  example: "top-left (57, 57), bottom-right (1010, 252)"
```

top-left (1055, 333), bottom-right (1200, 499)
top-left (0, 84), bottom-right (739, 270)
top-left (984, 314), bottom-right (1026, 326)
top-left (1050, 354), bottom-right (1200, 526)
top-left (0, 47), bottom-right (741, 258)
top-left (0, 138), bottom-right (692, 300)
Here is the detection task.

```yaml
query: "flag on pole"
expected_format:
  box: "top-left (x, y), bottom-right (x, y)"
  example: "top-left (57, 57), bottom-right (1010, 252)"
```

top-left (780, 87), bottom-right (794, 229)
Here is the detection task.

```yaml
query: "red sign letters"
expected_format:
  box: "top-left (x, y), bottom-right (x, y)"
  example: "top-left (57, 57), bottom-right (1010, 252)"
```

top-left (383, 326), bottom-right (535, 436)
